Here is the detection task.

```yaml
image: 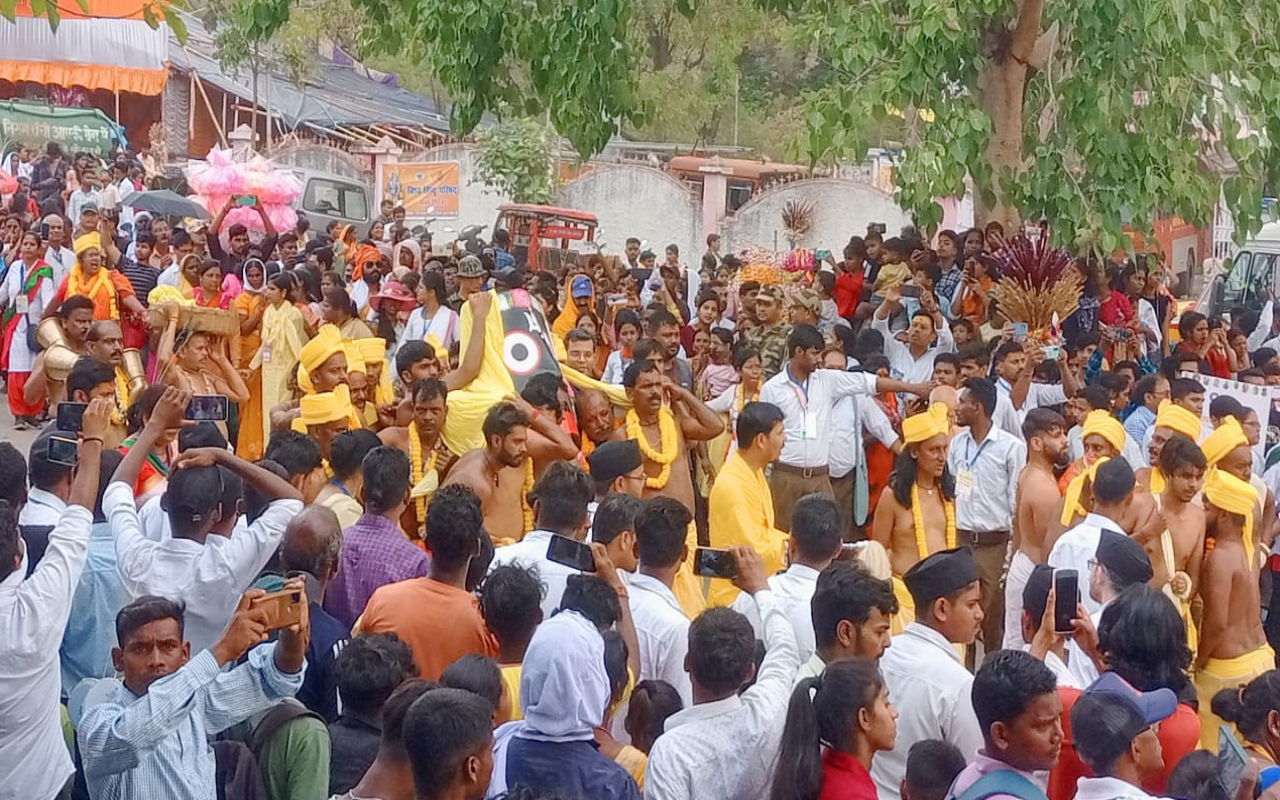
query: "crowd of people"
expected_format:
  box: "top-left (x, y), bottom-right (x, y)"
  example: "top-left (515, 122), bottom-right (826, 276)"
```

top-left (5, 141), bottom-right (1280, 800)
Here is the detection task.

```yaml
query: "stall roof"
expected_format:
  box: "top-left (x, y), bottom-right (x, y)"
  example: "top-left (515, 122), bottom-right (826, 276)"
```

top-left (166, 11), bottom-right (450, 135)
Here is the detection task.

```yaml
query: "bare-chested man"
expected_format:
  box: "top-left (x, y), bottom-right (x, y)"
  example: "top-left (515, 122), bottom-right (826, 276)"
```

top-left (158, 329), bottom-right (250, 441)
top-left (1196, 469), bottom-right (1275, 750)
top-left (1134, 400), bottom-right (1202, 494)
top-left (443, 396), bottom-right (575, 544)
top-left (1006, 408), bottom-right (1068, 649)
top-left (379, 377), bottom-right (457, 537)
top-left (614, 358), bottom-right (724, 514)
top-left (871, 402), bottom-right (952, 631)
top-left (25, 294), bottom-right (94, 414)
top-left (1143, 434), bottom-right (1206, 601)
top-left (1206, 416), bottom-right (1275, 568)
top-left (518, 372), bottom-right (582, 478)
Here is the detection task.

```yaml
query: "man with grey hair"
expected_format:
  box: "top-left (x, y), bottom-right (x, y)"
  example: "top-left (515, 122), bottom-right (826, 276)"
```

top-left (274, 505), bottom-right (351, 721)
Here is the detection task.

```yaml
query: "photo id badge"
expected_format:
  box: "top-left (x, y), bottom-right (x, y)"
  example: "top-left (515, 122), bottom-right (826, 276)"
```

top-left (14, 295), bottom-right (28, 315)
top-left (801, 410), bottom-right (819, 440)
top-left (955, 469), bottom-right (975, 501)
top-left (261, 343), bottom-right (273, 363)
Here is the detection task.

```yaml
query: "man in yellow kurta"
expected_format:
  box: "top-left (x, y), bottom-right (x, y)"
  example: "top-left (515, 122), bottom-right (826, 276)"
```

top-left (707, 400), bottom-right (788, 606)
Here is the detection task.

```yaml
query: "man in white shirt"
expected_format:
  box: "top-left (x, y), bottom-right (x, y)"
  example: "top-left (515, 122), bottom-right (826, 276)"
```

top-left (993, 341), bottom-right (1079, 429)
top-left (760, 323), bottom-right (929, 531)
top-left (0, 397), bottom-right (111, 800)
top-left (106, 387), bottom-right (305, 655)
top-left (731, 493), bottom-right (843, 667)
top-left (42, 214), bottom-right (75, 287)
top-left (645, 547), bottom-right (800, 800)
top-left (489, 461), bottom-right (595, 621)
top-left (873, 547), bottom-right (986, 800)
top-left (628, 497), bottom-right (695, 706)
top-left (66, 175), bottom-right (100, 229)
top-left (792, 559), bottom-right (898, 684)
top-left (872, 285), bottom-right (956, 384)
top-left (823, 349), bottom-right (900, 537)
top-left (1048, 458), bottom-right (1136, 617)
top-left (1071, 673), bottom-right (1177, 800)
top-left (19, 427), bottom-right (73, 534)
top-left (948, 377), bottom-right (1026, 656)
top-left (1064, 530), bottom-right (1154, 688)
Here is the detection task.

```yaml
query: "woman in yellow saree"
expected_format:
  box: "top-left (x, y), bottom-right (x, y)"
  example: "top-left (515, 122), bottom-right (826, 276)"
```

top-left (251, 271), bottom-right (307, 445)
top-left (233, 258), bottom-right (268, 459)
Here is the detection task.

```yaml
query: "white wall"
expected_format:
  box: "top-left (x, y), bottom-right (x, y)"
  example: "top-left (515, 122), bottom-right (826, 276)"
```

top-left (554, 164), bottom-right (702, 262)
top-left (720, 178), bottom-right (913, 255)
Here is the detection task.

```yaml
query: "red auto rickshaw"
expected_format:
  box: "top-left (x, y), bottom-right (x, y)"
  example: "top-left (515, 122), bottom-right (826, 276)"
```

top-left (494, 204), bottom-right (598, 271)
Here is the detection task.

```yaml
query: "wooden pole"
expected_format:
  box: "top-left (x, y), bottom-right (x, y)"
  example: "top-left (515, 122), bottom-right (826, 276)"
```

top-left (192, 73), bottom-right (228, 147)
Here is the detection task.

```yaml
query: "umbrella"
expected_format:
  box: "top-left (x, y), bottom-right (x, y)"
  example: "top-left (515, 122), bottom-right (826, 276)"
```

top-left (122, 189), bottom-right (212, 220)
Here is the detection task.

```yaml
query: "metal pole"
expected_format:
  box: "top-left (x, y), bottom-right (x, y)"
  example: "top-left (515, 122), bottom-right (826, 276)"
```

top-left (733, 74), bottom-right (739, 147)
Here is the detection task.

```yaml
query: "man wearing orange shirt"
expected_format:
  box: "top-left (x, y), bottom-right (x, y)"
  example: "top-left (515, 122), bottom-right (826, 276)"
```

top-left (359, 484), bottom-right (497, 680)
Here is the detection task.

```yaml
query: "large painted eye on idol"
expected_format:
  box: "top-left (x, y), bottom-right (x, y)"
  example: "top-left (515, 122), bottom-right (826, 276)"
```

top-left (504, 330), bottom-right (542, 376)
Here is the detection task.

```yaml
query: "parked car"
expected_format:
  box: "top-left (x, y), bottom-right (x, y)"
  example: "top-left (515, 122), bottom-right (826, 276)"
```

top-left (289, 167), bottom-right (371, 232)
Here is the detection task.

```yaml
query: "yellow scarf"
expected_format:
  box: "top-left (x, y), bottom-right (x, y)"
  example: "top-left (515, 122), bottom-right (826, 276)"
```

top-left (67, 265), bottom-right (116, 319)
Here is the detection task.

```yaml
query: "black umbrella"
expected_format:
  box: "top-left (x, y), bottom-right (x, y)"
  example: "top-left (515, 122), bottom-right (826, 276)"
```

top-left (123, 189), bottom-right (212, 220)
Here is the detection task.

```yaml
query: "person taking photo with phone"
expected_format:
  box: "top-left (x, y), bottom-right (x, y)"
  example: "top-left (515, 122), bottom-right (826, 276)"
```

top-left (0, 397), bottom-right (110, 800)
top-left (77, 586), bottom-right (310, 799)
top-left (105, 386), bottom-right (304, 655)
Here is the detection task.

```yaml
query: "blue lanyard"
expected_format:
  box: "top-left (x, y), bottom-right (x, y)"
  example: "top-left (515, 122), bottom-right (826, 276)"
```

top-left (330, 479), bottom-right (351, 497)
top-left (963, 436), bottom-right (992, 470)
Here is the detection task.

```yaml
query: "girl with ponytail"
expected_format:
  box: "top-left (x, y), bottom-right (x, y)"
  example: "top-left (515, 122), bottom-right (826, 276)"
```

top-left (1211, 670), bottom-right (1280, 766)
top-left (768, 658), bottom-right (897, 800)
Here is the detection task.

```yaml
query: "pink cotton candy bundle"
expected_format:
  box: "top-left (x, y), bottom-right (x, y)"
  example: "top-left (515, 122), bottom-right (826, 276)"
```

top-left (185, 147), bottom-right (303, 228)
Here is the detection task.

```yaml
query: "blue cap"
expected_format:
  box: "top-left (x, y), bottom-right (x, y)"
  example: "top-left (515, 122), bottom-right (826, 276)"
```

top-left (1085, 672), bottom-right (1177, 726)
top-left (571, 275), bottom-right (593, 298)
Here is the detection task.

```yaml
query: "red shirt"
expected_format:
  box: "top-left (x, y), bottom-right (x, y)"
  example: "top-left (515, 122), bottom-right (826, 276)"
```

top-left (835, 269), bottom-right (864, 318)
top-left (821, 749), bottom-right (879, 800)
top-left (1048, 687), bottom-right (1201, 800)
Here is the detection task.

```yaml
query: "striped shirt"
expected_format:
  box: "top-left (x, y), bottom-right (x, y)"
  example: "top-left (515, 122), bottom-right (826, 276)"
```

top-left (78, 644), bottom-right (304, 800)
top-left (118, 258), bottom-right (160, 306)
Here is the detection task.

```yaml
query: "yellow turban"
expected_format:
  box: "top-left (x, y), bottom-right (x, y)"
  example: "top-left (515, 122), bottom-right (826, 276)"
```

top-left (1154, 401), bottom-right (1201, 441)
top-left (1203, 468), bottom-right (1259, 565)
top-left (356, 338), bottom-right (388, 364)
top-left (356, 337), bottom-right (394, 405)
top-left (299, 392), bottom-right (349, 426)
top-left (73, 232), bottom-right (102, 256)
top-left (1081, 410), bottom-right (1125, 454)
top-left (1201, 417), bottom-right (1247, 467)
top-left (903, 403), bottom-right (950, 445)
top-left (299, 325), bottom-right (345, 373)
top-left (1062, 456), bottom-right (1110, 526)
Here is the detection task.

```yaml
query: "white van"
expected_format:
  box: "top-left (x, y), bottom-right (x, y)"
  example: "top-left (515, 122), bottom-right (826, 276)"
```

top-left (1200, 222), bottom-right (1280, 316)
top-left (288, 167), bottom-right (372, 234)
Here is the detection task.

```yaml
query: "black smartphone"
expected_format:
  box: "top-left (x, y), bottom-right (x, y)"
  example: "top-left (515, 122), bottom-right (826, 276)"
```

top-left (1053, 569), bottom-right (1079, 633)
top-left (546, 534), bottom-right (595, 572)
top-left (47, 435), bottom-right (79, 467)
top-left (185, 395), bottom-right (229, 422)
top-left (899, 284), bottom-right (922, 299)
top-left (631, 267), bottom-right (653, 284)
top-left (40, 222), bottom-right (50, 240)
top-left (57, 401), bottom-right (88, 433)
top-left (694, 547), bottom-right (738, 579)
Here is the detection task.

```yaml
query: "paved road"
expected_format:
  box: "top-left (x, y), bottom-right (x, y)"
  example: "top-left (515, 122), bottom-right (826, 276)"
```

top-left (1, 397), bottom-right (49, 463)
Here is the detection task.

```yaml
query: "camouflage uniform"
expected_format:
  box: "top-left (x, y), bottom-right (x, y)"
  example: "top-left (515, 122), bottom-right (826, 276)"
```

top-left (748, 322), bottom-right (792, 379)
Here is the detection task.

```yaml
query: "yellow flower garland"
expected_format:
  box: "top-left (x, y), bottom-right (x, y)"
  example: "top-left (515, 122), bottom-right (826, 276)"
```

top-left (736, 383), bottom-right (759, 412)
top-left (408, 422), bottom-right (439, 530)
top-left (912, 482), bottom-right (957, 560)
top-left (627, 407), bottom-right (679, 489)
top-left (521, 459), bottom-right (535, 533)
top-left (113, 368), bottom-right (130, 426)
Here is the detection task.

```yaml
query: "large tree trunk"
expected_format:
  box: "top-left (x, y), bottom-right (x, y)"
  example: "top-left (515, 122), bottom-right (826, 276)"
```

top-left (977, 57), bottom-right (1027, 231)
top-left (973, 0), bottom-right (1050, 231)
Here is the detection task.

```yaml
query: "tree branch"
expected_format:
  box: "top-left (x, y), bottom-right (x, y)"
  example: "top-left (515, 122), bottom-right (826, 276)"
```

top-left (1009, 0), bottom-right (1046, 64)
top-left (1027, 19), bottom-right (1058, 70)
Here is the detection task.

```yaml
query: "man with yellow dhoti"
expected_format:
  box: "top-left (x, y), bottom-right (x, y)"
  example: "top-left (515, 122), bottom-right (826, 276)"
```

top-left (706, 400), bottom-right (788, 607)
top-left (870, 403), bottom-right (955, 633)
top-left (1196, 468), bottom-right (1276, 750)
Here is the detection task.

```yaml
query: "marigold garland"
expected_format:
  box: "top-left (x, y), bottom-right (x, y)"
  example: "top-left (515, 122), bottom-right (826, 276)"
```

top-left (408, 422), bottom-right (439, 529)
top-left (113, 368), bottom-right (130, 426)
top-left (912, 482), bottom-right (957, 560)
top-left (521, 458), bottom-right (535, 533)
top-left (627, 407), bottom-right (679, 489)
top-left (737, 383), bottom-right (759, 412)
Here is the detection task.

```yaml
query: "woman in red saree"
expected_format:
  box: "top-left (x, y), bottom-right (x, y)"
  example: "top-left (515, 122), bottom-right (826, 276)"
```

top-left (2, 229), bottom-right (56, 427)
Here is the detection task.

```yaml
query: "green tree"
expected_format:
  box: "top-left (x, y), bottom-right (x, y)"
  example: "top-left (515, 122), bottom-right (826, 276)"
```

top-left (473, 118), bottom-right (556, 204)
top-left (779, 0), bottom-right (1280, 246)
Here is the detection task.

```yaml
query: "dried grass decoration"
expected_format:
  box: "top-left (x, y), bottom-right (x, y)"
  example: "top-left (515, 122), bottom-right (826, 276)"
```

top-left (985, 229), bottom-right (1081, 335)
top-left (781, 198), bottom-right (815, 243)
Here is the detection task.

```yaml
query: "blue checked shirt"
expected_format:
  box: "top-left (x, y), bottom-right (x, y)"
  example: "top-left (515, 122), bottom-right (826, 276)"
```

top-left (78, 643), bottom-right (305, 800)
